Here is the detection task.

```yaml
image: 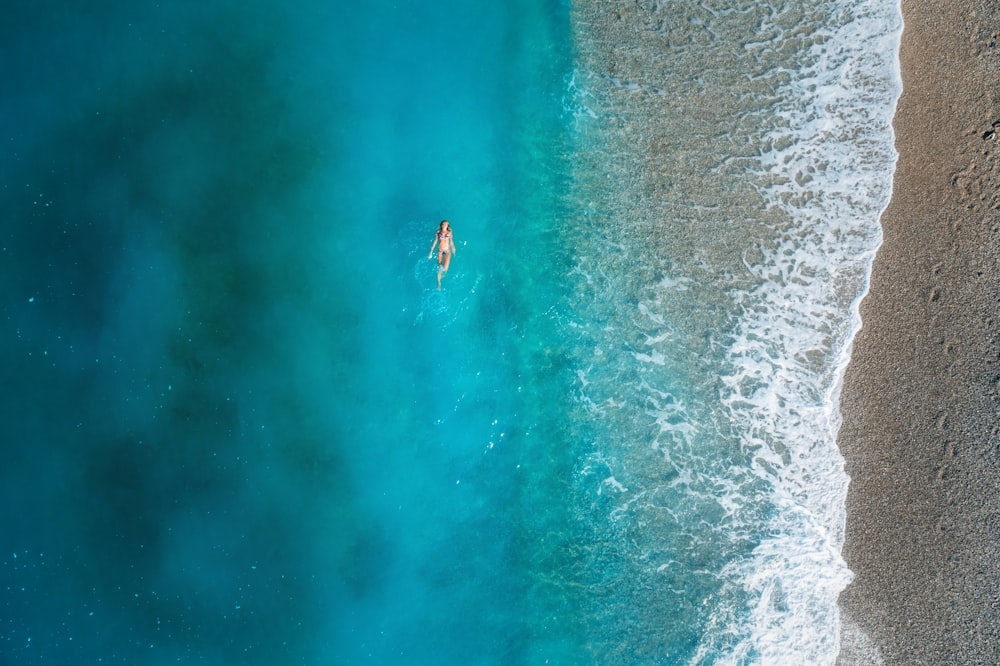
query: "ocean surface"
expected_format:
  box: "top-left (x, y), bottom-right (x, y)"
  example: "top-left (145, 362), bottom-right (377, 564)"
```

top-left (1, 0), bottom-right (900, 664)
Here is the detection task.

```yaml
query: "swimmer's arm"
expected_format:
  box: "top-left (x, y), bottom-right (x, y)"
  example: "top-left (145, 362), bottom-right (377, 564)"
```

top-left (428, 237), bottom-right (438, 258)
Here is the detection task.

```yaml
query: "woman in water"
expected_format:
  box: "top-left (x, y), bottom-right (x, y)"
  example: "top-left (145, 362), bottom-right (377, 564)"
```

top-left (428, 219), bottom-right (456, 289)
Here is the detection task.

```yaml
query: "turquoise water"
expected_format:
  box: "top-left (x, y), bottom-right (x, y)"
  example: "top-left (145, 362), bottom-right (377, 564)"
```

top-left (2, 1), bottom-right (583, 663)
top-left (1, 0), bottom-right (902, 663)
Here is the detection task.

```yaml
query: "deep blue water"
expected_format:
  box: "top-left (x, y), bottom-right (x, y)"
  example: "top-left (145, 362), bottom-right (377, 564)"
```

top-left (2, 1), bottom-right (586, 663)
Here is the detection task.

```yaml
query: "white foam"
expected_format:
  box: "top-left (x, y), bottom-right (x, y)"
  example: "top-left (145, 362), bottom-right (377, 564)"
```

top-left (565, 0), bottom-right (902, 659)
top-left (705, 0), bottom-right (903, 661)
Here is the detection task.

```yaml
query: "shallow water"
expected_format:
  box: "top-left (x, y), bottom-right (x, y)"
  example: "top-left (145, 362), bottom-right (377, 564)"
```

top-left (1, 0), bottom-right (900, 663)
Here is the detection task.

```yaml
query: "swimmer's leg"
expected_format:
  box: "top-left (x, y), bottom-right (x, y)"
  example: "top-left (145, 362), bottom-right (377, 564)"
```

top-left (437, 251), bottom-right (450, 289)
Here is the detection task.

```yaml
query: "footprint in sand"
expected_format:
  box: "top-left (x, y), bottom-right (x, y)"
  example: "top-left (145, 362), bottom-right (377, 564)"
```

top-left (934, 440), bottom-right (956, 482)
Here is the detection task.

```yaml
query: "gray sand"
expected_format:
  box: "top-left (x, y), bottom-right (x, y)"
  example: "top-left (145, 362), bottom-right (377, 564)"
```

top-left (837, 0), bottom-right (1000, 664)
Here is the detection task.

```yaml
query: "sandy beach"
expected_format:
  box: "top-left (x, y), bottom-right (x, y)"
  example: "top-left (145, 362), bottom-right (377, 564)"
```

top-left (836, 0), bottom-right (1000, 663)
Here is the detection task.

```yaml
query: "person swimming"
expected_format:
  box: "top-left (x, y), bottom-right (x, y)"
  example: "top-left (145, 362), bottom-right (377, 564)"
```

top-left (428, 219), bottom-right (456, 289)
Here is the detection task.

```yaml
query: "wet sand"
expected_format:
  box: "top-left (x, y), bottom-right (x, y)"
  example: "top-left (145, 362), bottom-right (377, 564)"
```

top-left (836, 0), bottom-right (1000, 664)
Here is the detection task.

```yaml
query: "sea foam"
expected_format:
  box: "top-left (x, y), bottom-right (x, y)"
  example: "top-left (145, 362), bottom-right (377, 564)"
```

top-left (567, 0), bottom-right (902, 661)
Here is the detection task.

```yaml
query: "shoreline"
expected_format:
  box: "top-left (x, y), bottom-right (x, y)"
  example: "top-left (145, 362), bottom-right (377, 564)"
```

top-left (836, 0), bottom-right (1000, 663)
